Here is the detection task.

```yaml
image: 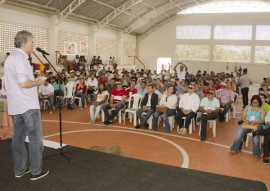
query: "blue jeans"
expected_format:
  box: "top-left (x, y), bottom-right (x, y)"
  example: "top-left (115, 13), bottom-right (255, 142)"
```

top-left (152, 109), bottom-right (176, 132)
top-left (75, 92), bottom-right (88, 108)
top-left (136, 108), bottom-right (155, 125)
top-left (231, 124), bottom-right (263, 156)
top-left (102, 103), bottom-right (124, 122)
top-left (90, 103), bottom-right (105, 121)
top-left (175, 110), bottom-right (196, 129)
top-left (12, 109), bottom-right (44, 176)
top-left (219, 104), bottom-right (231, 121)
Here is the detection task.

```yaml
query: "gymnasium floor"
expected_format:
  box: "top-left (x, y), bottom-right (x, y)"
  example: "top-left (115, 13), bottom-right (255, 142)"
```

top-left (41, 84), bottom-right (270, 189)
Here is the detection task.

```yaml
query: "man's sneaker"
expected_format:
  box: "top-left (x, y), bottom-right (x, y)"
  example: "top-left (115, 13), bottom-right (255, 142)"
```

top-left (263, 157), bottom-right (269, 165)
top-left (181, 128), bottom-right (187, 134)
top-left (15, 168), bottom-right (30, 178)
top-left (104, 121), bottom-right (113, 125)
top-left (30, 170), bottom-right (49, 181)
top-left (135, 125), bottom-right (141, 129)
top-left (178, 128), bottom-right (184, 133)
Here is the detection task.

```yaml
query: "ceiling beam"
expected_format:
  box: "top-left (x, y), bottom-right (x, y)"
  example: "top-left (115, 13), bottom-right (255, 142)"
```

top-left (140, 1), bottom-right (170, 18)
top-left (125, 0), bottom-right (195, 33)
top-left (94, 0), bottom-right (145, 28)
top-left (0, 0), bottom-right (6, 6)
top-left (59, 0), bottom-right (86, 20)
top-left (45, 0), bottom-right (54, 7)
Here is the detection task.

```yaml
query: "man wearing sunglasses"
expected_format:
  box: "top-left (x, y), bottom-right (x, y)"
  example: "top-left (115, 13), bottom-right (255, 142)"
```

top-left (102, 80), bottom-right (126, 125)
top-left (176, 84), bottom-right (200, 134)
top-left (199, 89), bottom-right (220, 141)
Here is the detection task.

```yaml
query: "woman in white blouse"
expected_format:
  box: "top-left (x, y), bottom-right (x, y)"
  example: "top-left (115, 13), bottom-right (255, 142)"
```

top-left (89, 83), bottom-right (109, 124)
top-left (152, 85), bottom-right (178, 133)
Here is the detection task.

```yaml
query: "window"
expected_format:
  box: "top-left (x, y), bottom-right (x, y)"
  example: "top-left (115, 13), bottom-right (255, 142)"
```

top-left (178, 1), bottom-right (270, 14)
top-left (0, 21), bottom-right (48, 53)
top-left (175, 45), bottom-right (210, 61)
top-left (254, 46), bottom-right (270, 63)
top-left (157, 57), bottom-right (171, 74)
top-left (213, 45), bottom-right (251, 62)
top-left (214, 25), bottom-right (252, 40)
top-left (256, 25), bottom-right (270, 40)
top-left (176, 26), bottom-right (211, 39)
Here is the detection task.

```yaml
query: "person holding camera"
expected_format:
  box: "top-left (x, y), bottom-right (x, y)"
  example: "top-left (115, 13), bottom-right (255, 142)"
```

top-left (173, 62), bottom-right (188, 81)
top-left (75, 74), bottom-right (87, 110)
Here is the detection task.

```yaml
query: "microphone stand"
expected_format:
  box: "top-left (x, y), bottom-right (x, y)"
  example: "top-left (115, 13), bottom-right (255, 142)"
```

top-left (40, 53), bottom-right (72, 164)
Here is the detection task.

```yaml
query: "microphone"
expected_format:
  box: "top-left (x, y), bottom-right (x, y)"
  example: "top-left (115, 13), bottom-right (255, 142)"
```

top-left (36, 47), bottom-right (50, 55)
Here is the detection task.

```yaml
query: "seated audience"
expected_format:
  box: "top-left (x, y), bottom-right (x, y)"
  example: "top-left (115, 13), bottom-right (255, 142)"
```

top-left (102, 80), bottom-right (126, 125)
top-left (152, 85), bottom-right (177, 133)
top-left (38, 79), bottom-right (54, 114)
top-left (75, 74), bottom-right (87, 110)
top-left (175, 83), bottom-right (200, 134)
top-left (136, 84), bottom-right (158, 129)
top-left (89, 83), bottom-right (109, 124)
top-left (199, 88), bottom-right (220, 141)
top-left (230, 95), bottom-right (265, 160)
top-left (86, 73), bottom-right (98, 100)
top-left (252, 110), bottom-right (270, 164)
top-left (68, 70), bottom-right (77, 82)
top-left (218, 82), bottom-right (235, 122)
top-left (137, 80), bottom-right (148, 99)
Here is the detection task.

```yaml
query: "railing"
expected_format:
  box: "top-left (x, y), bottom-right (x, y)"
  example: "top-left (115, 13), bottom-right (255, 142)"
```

top-left (55, 51), bottom-right (69, 68)
top-left (32, 51), bottom-right (45, 66)
top-left (128, 56), bottom-right (145, 70)
top-left (32, 51), bottom-right (47, 71)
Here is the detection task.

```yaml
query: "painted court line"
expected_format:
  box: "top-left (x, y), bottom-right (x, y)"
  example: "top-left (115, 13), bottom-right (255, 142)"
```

top-left (42, 120), bottom-right (253, 155)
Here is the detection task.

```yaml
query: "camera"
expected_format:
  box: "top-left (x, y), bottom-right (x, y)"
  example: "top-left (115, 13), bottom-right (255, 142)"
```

top-left (237, 120), bottom-right (243, 125)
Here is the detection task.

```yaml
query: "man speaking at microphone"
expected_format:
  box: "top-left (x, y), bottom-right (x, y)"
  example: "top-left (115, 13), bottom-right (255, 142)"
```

top-left (4, 30), bottom-right (49, 180)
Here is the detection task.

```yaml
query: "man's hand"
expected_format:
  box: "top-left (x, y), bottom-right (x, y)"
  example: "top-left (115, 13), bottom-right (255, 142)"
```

top-left (36, 77), bottom-right (46, 86)
top-left (143, 106), bottom-right (149, 111)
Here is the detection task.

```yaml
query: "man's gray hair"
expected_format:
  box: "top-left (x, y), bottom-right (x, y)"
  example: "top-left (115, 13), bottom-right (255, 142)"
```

top-left (14, 30), bottom-right (34, 48)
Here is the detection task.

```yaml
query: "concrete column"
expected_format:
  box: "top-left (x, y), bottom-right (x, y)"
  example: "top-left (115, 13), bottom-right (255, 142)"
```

top-left (116, 31), bottom-right (124, 66)
top-left (48, 15), bottom-right (60, 65)
top-left (89, 25), bottom-right (98, 59)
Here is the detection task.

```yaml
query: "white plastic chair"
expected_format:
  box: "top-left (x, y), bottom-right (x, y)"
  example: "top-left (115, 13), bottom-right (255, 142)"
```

top-left (245, 132), bottom-right (264, 147)
top-left (63, 82), bottom-right (75, 106)
top-left (101, 107), bottom-right (123, 123)
top-left (123, 94), bottom-right (142, 126)
top-left (199, 119), bottom-right (217, 137)
top-left (232, 92), bottom-right (239, 118)
top-left (40, 100), bottom-right (50, 111)
top-left (178, 117), bottom-right (195, 134)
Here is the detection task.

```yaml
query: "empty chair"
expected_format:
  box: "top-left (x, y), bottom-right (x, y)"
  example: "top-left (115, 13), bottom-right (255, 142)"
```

top-left (123, 94), bottom-right (142, 126)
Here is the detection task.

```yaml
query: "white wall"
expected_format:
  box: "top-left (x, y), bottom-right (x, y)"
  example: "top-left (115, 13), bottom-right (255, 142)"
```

top-left (138, 13), bottom-right (270, 82)
top-left (0, 4), bottom-right (137, 75)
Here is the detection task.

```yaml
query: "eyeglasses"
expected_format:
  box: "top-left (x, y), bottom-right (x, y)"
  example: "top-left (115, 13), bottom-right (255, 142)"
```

top-left (208, 92), bottom-right (214, 95)
top-left (188, 87), bottom-right (194, 89)
top-left (116, 83), bottom-right (122, 85)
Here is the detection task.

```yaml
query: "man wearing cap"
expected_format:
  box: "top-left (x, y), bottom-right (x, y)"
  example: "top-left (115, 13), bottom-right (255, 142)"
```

top-left (68, 70), bottom-right (77, 83)
top-left (38, 79), bottom-right (54, 114)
